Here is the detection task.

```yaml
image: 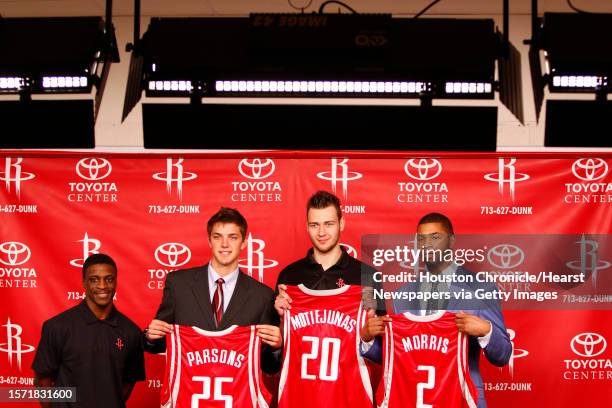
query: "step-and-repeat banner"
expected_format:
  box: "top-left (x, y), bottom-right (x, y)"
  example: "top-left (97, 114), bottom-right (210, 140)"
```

top-left (0, 152), bottom-right (610, 407)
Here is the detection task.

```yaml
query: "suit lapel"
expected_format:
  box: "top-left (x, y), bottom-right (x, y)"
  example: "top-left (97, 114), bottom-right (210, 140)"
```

top-left (191, 264), bottom-right (216, 330)
top-left (448, 267), bottom-right (474, 312)
top-left (395, 281), bottom-right (422, 314)
top-left (219, 271), bottom-right (251, 329)
top-left (407, 280), bottom-right (422, 313)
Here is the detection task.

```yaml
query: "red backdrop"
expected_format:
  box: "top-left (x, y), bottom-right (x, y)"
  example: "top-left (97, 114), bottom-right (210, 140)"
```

top-left (0, 151), bottom-right (610, 407)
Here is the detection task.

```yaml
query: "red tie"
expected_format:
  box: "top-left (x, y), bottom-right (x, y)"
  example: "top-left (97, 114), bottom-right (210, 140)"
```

top-left (212, 278), bottom-right (224, 327)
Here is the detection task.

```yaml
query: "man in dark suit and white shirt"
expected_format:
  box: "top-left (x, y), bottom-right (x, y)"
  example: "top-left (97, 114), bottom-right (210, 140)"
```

top-left (144, 207), bottom-right (282, 373)
top-left (360, 212), bottom-right (512, 407)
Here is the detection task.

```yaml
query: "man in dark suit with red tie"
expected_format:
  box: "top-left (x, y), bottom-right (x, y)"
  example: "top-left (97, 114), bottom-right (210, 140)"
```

top-left (144, 207), bottom-right (282, 373)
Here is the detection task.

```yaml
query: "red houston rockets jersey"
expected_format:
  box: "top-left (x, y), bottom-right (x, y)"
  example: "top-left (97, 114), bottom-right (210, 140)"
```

top-left (161, 324), bottom-right (271, 408)
top-left (278, 284), bottom-right (373, 408)
top-left (377, 311), bottom-right (478, 408)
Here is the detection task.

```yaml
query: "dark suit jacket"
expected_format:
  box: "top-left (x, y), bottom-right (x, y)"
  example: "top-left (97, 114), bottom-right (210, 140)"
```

top-left (145, 264), bottom-right (280, 373)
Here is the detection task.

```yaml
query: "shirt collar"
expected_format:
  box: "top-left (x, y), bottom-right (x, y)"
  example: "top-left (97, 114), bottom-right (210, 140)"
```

top-left (440, 262), bottom-right (458, 277)
top-left (208, 262), bottom-right (239, 286)
top-left (306, 246), bottom-right (351, 269)
top-left (78, 300), bottom-right (118, 327)
top-left (422, 262), bottom-right (458, 280)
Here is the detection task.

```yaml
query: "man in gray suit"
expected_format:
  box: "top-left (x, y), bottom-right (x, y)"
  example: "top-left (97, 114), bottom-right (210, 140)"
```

top-left (361, 212), bottom-right (512, 407)
top-left (144, 207), bottom-right (282, 373)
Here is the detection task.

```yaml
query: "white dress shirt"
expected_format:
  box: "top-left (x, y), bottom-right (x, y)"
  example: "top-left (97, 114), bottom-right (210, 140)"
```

top-left (419, 263), bottom-right (491, 348)
top-left (208, 263), bottom-right (239, 313)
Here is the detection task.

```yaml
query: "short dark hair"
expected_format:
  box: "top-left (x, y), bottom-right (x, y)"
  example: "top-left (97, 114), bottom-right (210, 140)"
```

top-left (207, 207), bottom-right (248, 239)
top-left (417, 212), bottom-right (454, 235)
top-left (82, 253), bottom-right (117, 279)
top-left (306, 190), bottom-right (342, 220)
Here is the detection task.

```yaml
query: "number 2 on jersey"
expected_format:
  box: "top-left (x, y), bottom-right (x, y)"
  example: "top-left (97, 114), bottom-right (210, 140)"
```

top-left (416, 365), bottom-right (435, 408)
top-left (301, 336), bottom-right (341, 381)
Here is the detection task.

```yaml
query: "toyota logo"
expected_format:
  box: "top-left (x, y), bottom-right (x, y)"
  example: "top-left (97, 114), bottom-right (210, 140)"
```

top-left (571, 158), bottom-right (608, 181)
top-left (487, 244), bottom-right (525, 269)
top-left (570, 332), bottom-right (607, 358)
top-left (76, 158), bottom-right (112, 181)
top-left (155, 243), bottom-right (191, 267)
top-left (404, 159), bottom-right (442, 181)
top-left (0, 242), bottom-right (31, 266)
top-left (239, 158), bottom-right (275, 180)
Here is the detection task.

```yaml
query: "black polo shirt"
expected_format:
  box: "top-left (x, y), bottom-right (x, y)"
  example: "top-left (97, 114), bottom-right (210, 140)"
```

top-left (31, 301), bottom-right (145, 408)
top-left (276, 247), bottom-right (385, 312)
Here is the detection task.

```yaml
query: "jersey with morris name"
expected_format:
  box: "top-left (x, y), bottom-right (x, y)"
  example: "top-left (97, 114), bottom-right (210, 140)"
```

top-left (278, 284), bottom-right (373, 408)
top-left (377, 311), bottom-right (478, 408)
top-left (161, 324), bottom-right (270, 408)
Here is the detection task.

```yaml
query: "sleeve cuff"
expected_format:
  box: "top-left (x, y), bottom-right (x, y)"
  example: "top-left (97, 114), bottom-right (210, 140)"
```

top-left (143, 329), bottom-right (156, 346)
top-left (477, 320), bottom-right (493, 349)
top-left (360, 338), bottom-right (375, 354)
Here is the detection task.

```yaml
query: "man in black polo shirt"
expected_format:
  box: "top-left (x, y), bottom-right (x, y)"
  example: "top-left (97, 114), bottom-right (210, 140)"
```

top-left (32, 253), bottom-right (145, 408)
top-left (274, 190), bottom-right (383, 313)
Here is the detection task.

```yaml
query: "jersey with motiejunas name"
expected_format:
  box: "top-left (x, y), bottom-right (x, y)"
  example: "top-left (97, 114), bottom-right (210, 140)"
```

top-left (278, 284), bottom-right (373, 408)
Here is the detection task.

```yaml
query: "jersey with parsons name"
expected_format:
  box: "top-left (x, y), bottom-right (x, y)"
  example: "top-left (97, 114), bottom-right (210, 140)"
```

top-left (161, 324), bottom-right (270, 408)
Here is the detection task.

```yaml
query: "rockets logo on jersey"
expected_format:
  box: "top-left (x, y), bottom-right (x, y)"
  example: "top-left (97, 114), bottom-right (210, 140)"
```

top-left (377, 311), bottom-right (477, 408)
top-left (161, 325), bottom-right (270, 408)
top-left (278, 284), bottom-right (373, 408)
